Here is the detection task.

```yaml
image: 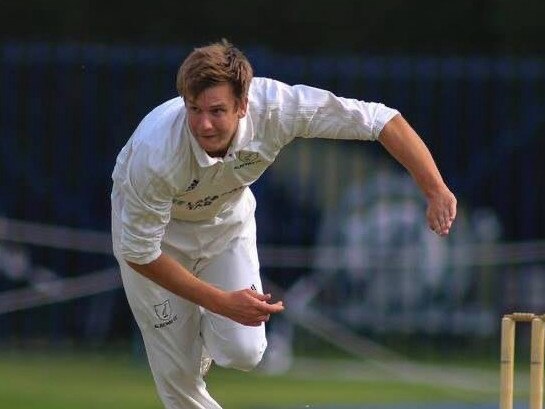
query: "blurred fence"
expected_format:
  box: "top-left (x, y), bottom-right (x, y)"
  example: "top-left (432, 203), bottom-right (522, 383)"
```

top-left (1, 43), bottom-right (545, 352)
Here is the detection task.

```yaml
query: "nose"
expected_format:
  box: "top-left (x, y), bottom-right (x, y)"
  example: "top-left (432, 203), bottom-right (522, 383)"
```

top-left (198, 114), bottom-right (213, 133)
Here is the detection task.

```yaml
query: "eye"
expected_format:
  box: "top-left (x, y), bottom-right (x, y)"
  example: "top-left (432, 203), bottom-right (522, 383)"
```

top-left (211, 108), bottom-right (226, 116)
top-left (188, 106), bottom-right (200, 113)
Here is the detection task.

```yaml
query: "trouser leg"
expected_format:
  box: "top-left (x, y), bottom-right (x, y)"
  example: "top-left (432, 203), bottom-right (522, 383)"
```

top-left (115, 255), bottom-right (222, 409)
top-left (197, 223), bottom-right (267, 372)
top-left (111, 209), bottom-right (221, 409)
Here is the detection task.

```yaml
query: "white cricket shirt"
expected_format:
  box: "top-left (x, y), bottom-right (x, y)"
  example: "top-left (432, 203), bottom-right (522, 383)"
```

top-left (111, 77), bottom-right (399, 264)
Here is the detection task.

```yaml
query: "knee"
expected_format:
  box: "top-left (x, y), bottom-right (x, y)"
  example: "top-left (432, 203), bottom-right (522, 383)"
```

top-left (213, 339), bottom-right (267, 371)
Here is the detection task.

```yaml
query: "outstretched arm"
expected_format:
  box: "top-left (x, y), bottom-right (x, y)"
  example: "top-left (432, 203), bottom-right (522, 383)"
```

top-left (378, 114), bottom-right (457, 236)
top-left (126, 253), bottom-right (284, 326)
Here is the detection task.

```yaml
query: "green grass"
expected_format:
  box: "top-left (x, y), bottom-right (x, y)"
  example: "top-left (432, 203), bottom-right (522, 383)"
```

top-left (0, 351), bottom-right (160, 409)
top-left (208, 368), bottom-right (490, 408)
top-left (0, 350), bottom-right (499, 409)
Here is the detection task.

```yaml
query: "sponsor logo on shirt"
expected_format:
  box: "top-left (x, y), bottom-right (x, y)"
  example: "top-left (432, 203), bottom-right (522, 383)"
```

top-left (172, 186), bottom-right (245, 210)
top-left (153, 299), bottom-right (178, 329)
top-left (186, 195), bottom-right (219, 210)
top-left (234, 151), bottom-right (261, 170)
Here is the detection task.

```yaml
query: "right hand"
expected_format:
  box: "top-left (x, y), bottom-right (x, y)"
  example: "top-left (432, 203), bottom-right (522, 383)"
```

top-left (217, 289), bottom-right (284, 326)
top-left (426, 187), bottom-right (457, 236)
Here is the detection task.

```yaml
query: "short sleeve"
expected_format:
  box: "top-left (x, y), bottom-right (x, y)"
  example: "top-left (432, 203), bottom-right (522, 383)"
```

top-left (289, 84), bottom-right (400, 141)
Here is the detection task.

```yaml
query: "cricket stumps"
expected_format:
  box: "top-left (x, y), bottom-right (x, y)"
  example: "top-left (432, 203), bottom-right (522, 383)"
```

top-left (500, 312), bottom-right (545, 409)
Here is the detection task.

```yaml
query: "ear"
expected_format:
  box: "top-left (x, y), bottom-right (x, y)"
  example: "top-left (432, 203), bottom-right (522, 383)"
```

top-left (237, 97), bottom-right (248, 118)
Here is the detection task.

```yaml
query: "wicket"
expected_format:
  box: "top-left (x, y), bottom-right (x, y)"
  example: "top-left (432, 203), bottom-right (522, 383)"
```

top-left (500, 313), bottom-right (545, 409)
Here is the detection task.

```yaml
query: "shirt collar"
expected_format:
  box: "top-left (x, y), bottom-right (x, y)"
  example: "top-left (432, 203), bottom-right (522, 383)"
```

top-left (187, 114), bottom-right (254, 167)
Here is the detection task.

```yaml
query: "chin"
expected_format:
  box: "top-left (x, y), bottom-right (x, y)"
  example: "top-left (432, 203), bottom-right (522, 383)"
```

top-left (196, 135), bottom-right (231, 157)
top-left (207, 149), bottom-right (227, 158)
top-left (202, 144), bottom-right (226, 157)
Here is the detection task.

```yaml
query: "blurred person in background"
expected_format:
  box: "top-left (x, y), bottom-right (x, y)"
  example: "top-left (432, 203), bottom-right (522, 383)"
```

top-left (110, 39), bottom-right (457, 409)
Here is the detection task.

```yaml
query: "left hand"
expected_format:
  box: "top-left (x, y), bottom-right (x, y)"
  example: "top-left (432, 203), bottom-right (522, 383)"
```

top-left (216, 290), bottom-right (284, 327)
top-left (426, 187), bottom-right (457, 236)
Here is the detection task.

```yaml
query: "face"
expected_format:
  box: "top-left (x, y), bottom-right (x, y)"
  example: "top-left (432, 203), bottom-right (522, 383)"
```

top-left (186, 83), bottom-right (247, 158)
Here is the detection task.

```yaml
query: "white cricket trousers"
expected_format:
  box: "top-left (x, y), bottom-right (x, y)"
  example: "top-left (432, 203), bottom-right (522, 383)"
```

top-left (111, 214), bottom-right (267, 409)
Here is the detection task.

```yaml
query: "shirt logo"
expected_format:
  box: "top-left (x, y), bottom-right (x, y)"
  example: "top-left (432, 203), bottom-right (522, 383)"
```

top-left (238, 151), bottom-right (259, 162)
top-left (153, 299), bottom-right (178, 328)
top-left (186, 195), bottom-right (219, 210)
top-left (185, 179), bottom-right (199, 192)
top-left (235, 151), bottom-right (261, 169)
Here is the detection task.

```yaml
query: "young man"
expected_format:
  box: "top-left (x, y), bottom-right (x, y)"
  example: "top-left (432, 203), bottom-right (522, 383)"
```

top-left (111, 40), bottom-right (457, 409)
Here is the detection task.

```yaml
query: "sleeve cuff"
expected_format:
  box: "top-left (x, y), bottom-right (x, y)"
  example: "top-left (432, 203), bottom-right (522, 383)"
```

top-left (121, 247), bottom-right (162, 265)
top-left (373, 107), bottom-right (400, 140)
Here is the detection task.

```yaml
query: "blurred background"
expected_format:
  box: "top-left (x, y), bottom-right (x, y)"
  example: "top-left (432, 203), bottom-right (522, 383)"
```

top-left (1, 1), bottom-right (545, 408)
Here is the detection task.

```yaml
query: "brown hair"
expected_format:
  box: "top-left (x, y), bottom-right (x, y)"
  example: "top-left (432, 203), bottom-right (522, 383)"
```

top-left (176, 39), bottom-right (253, 102)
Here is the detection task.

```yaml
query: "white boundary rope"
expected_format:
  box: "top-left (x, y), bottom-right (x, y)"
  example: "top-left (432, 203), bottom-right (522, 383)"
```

top-left (0, 217), bottom-right (112, 254)
top-left (0, 267), bottom-right (121, 315)
top-left (2, 217), bottom-right (545, 268)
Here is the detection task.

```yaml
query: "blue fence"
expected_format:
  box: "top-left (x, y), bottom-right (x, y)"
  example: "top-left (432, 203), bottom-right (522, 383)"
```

top-left (1, 43), bottom-right (545, 346)
top-left (1, 43), bottom-right (544, 238)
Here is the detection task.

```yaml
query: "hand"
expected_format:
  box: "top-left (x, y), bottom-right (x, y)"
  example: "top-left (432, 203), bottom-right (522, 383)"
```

top-left (426, 187), bottom-right (457, 236)
top-left (216, 289), bottom-right (284, 326)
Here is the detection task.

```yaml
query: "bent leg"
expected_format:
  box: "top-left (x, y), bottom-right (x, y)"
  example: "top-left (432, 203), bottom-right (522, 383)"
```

top-left (198, 230), bottom-right (267, 372)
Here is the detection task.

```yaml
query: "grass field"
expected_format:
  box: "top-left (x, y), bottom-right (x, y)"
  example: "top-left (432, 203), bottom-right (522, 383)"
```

top-left (0, 350), bottom-right (501, 409)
